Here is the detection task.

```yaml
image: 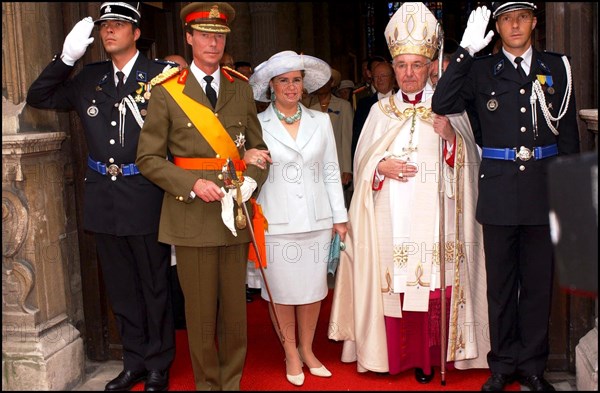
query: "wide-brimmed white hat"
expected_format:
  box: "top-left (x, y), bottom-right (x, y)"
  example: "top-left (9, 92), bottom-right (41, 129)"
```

top-left (249, 50), bottom-right (331, 102)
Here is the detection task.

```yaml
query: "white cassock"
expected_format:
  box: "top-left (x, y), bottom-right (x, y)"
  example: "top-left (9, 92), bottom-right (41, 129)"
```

top-left (329, 85), bottom-right (490, 372)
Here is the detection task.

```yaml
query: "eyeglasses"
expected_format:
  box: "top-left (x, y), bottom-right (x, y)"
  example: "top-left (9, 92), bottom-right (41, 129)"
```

top-left (372, 74), bottom-right (393, 80)
top-left (393, 62), bottom-right (430, 73)
top-left (498, 13), bottom-right (533, 25)
top-left (274, 77), bottom-right (303, 87)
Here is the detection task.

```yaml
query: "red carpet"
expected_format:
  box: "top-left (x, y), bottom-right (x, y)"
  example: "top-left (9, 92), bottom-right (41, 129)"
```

top-left (136, 290), bottom-right (520, 391)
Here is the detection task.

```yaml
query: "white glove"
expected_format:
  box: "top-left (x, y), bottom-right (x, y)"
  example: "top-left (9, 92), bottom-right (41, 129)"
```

top-left (220, 188), bottom-right (237, 237)
top-left (459, 6), bottom-right (494, 57)
top-left (61, 17), bottom-right (95, 66)
top-left (240, 176), bottom-right (257, 203)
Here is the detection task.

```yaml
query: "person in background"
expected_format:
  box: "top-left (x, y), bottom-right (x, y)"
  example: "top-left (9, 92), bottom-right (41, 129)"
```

top-left (336, 79), bottom-right (355, 103)
top-left (305, 67), bottom-right (354, 207)
top-left (135, 2), bottom-right (269, 390)
top-left (432, 3), bottom-right (580, 391)
top-left (351, 60), bottom-right (395, 164)
top-left (234, 60), bottom-right (254, 78)
top-left (330, 1), bottom-right (489, 384)
top-left (165, 54), bottom-right (188, 70)
top-left (220, 51), bottom-right (235, 69)
top-left (27, 2), bottom-right (174, 391)
top-left (247, 50), bottom-right (348, 386)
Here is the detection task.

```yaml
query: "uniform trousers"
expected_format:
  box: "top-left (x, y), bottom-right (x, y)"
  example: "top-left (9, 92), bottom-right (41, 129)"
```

top-left (482, 224), bottom-right (554, 376)
top-left (95, 233), bottom-right (174, 372)
top-left (175, 243), bottom-right (248, 391)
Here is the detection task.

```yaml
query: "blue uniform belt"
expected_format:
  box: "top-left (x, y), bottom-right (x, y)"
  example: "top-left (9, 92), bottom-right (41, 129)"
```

top-left (87, 156), bottom-right (140, 176)
top-left (481, 144), bottom-right (558, 162)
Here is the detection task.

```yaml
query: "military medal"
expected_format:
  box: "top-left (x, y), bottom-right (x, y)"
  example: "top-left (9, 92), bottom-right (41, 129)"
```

top-left (537, 74), bottom-right (555, 95)
top-left (234, 133), bottom-right (246, 148)
top-left (140, 109), bottom-right (147, 116)
top-left (487, 98), bottom-right (498, 111)
top-left (144, 91), bottom-right (151, 100)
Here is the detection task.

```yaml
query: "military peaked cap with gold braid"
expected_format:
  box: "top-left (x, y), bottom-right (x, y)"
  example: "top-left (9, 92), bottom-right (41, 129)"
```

top-left (180, 2), bottom-right (236, 34)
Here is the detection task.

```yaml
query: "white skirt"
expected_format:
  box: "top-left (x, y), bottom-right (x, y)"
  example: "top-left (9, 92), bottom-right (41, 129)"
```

top-left (260, 229), bottom-right (331, 305)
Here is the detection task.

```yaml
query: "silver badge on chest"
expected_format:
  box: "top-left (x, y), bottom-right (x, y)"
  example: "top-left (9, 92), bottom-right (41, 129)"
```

top-left (487, 98), bottom-right (499, 111)
top-left (87, 105), bottom-right (99, 117)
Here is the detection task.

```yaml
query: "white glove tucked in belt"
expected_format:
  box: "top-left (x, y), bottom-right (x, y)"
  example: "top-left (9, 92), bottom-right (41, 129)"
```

top-left (220, 187), bottom-right (237, 237)
top-left (239, 176), bottom-right (257, 203)
top-left (219, 176), bottom-right (257, 236)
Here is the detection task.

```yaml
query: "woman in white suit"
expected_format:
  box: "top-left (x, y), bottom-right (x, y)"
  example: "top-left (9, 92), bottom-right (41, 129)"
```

top-left (247, 51), bottom-right (348, 386)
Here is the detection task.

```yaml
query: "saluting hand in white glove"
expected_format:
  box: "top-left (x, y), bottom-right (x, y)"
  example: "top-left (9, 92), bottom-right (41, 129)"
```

top-left (460, 6), bottom-right (494, 57)
top-left (61, 16), bottom-right (95, 66)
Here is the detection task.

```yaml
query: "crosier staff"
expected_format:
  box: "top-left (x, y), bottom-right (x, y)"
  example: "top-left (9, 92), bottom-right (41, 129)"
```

top-left (435, 20), bottom-right (447, 387)
top-left (225, 158), bottom-right (285, 344)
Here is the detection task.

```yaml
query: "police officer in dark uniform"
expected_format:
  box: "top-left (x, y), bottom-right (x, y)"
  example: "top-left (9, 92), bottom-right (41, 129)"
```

top-left (432, 2), bottom-right (580, 391)
top-left (27, 3), bottom-right (175, 391)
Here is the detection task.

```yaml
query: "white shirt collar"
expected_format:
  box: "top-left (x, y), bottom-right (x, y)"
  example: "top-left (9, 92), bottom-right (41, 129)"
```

top-left (190, 62), bottom-right (221, 94)
top-left (394, 83), bottom-right (434, 103)
top-left (502, 46), bottom-right (533, 74)
top-left (377, 90), bottom-right (393, 100)
top-left (113, 51), bottom-right (139, 85)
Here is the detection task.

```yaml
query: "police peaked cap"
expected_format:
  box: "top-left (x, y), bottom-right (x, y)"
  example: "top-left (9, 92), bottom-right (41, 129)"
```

top-left (95, 2), bottom-right (141, 25)
top-left (492, 2), bottom-right (537, 19)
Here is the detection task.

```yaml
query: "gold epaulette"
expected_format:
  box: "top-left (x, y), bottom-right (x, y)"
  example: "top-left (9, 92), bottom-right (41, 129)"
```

top-left (222, 66), bottom-right (249, 82)
top-left (150, 66), bottom-right (181, 86)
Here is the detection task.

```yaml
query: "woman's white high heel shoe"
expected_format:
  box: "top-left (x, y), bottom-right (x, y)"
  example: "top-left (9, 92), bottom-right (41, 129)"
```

top-left (285, 359), bottom-right (305, 386)
top-left (307, 365), bottom-right (332, 378)
top-left (298, 349), bottom-right (332, 377)
top-left (286, 372), bottom-right (305, 386)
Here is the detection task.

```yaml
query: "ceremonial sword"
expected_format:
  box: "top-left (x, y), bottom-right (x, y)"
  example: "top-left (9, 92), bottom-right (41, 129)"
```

top-left (225, 158), bottom-right (285, 343)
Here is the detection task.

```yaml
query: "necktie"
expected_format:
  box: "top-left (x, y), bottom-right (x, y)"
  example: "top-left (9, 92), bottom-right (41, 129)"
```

top-left (204, 75), bottom-right (217, 108)
top-left (116, 71), bottom-right (125, 96)
top-left (515, 57), bottom-right (528, 81)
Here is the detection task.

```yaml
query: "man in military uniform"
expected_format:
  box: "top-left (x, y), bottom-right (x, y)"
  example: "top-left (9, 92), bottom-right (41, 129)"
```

top-left (136, 2), bottom-right (269, 390)
top-left (27, 3), bottom-right (175, 391)
top-left (432, 2), bottom-right (580, 391)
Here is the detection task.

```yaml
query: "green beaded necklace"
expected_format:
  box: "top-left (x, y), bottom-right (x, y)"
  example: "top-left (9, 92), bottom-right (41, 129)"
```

top-left (273, 103), bottom-right (302, 124)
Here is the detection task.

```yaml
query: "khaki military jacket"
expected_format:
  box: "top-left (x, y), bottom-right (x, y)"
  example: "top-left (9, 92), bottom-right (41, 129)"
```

top-left (136, 68), bottom-right (268, 247)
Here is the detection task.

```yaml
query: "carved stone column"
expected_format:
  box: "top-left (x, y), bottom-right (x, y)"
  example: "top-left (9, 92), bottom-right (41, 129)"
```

top-left (249, 3), bottom-right (278, 66)
top-left (2, 132), bottom-right (85, 391)
top-left (580, 109), bottom-right (598, 150)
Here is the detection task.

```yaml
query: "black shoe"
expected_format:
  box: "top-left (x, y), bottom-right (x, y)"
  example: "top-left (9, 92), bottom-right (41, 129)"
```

top-left (105, 369), bottom-right (147, 391)
top-left (481, 373), bottom-right (515, 391)
top-left (145, 369), bottom-right (169, 391)
top-left (518, 374), bottom-right (555, 391)
top-left (414, 367), bottom-right (435, 384)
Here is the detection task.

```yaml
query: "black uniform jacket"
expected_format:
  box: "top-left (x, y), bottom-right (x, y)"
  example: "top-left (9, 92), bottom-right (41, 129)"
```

top-left (27, 54), bottom-right (169, 235)
top-left (432, 47), bottom-right (580, 226)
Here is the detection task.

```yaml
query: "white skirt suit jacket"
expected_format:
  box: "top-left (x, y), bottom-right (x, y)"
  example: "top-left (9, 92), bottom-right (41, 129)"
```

top-left (256, 103), bottom-right (348, 236)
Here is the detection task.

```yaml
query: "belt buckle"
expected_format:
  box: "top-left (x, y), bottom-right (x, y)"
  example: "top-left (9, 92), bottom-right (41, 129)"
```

top-left (516, 146), bottom-right (533, 161)
top-left (107, 164), bottom-right (121, 176)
